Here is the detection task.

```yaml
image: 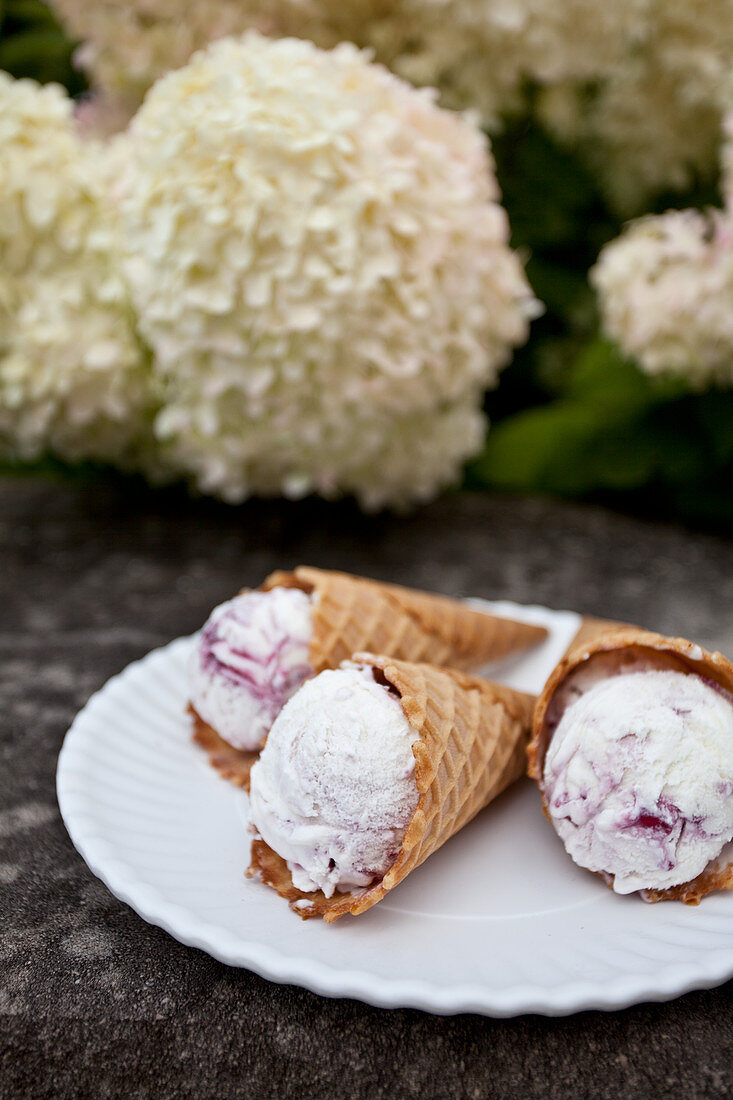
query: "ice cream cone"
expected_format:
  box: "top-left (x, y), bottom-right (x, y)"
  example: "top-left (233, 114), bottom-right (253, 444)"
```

top-left (528, 623), bottom-right (733, 904)
top-left (193, 567), bottom-right (546, 788)
top-left (262, 566), bottom-right (547, 673)
top-left (189, 706), bottom-right (258, 789)
top-left (564, 615), bottom-right (629, 651)
top-left (247, 653), bottom-right (535, 920)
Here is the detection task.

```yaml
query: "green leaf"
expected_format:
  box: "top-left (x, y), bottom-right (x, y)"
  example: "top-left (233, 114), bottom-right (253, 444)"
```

top-left (694, 391), bottom-right (733, 463)
top-left (0, 1), bottom-right (86, 93)
top-left (522, 256), bottom-right (594, 324)
top-left (475, 339), bottom-right (717, 496)
top-left (475, 400), bottom-right (641, 495)
top-left (562, 339), bottom-right (686, 403)
top-left (0, 29), bottom-right (70, 79)
top-left (4, 0), bottom-right (59, 27)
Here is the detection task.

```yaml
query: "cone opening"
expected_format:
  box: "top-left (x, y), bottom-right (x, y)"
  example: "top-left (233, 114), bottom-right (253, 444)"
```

top-left (353, 656), bottom-right (430, 842)
top-left (535, 640), bottom-right (733, 786)
top-left (259, 569), bottom-right (315, 596)
top-left (370, 663), bottom-right (401, 698)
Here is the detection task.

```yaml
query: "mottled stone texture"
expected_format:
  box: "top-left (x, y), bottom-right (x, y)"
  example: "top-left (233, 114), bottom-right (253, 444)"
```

top-left (1, 477), bottom-right (732, 1099)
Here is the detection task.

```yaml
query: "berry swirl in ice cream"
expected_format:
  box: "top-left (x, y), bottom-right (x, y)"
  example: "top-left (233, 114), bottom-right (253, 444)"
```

top-left (249, 666), bottom-right (419, 897)
top-left (543, 669), bottom-right (733, 894)
top-left (189, 587), bottom-right (314, 751)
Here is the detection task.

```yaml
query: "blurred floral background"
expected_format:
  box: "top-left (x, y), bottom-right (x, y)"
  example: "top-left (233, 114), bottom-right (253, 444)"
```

top-left (1, 0), bottom-right (732, 528)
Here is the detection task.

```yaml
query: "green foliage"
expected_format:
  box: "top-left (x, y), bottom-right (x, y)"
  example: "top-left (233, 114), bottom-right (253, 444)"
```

top-left (0, 0), bottom-right (85, 91)
top-left (484, 118), bottom-right (623, 429)
top-left (475, 116), bottom-right (733, 531)
top-left (471, 340), bottom-right (733, 528)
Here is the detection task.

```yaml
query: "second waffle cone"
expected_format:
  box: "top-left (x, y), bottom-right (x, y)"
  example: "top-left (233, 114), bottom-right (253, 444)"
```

top-left (262, 566), bottom-right (547, 672)
top-left (527, 620), bottom-right (733, 904)
top-left (248, 653), bottom-right (535, 920)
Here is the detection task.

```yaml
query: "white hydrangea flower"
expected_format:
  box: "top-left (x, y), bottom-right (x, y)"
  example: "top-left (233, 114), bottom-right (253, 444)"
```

top-left (592, 209), bottom-right (733, 388)
top-left (540, 0), bottom-right (733, 212)
top-left (0, 75), bottom-right (92, 287)
top-left (370, 0), bottom-right (643, 128)
top-left (0, 268), bottom-right (153, 464)
top-left (50, 0), bottom-right (642, 126)
top-left (51, 0), bottom-right (375, 120)
top-left (117, 33), bottom-right (538, 507)
top-left (53, 0), bottom-right (733, 208)
top-left (0, 75), bottom-right (152, 465)
top-left (51, 0), bottom-right (645, 141)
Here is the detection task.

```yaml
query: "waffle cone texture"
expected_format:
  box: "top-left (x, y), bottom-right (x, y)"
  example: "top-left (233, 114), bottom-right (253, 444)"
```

top-left (193, 568), bottom-right (545, 786)
top-left (262, 567), bottom-right (547, 673)
top-left (248, 653), bottom-right (535, 921)
top-left (189, 706), bottom-right (257, 789)
top-left (528, 619), bottom-right (733, 905)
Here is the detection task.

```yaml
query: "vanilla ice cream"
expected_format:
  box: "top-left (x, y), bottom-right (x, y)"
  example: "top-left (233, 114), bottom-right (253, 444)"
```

top-left (249, 665), bottom-right (419, 897)
top-left (189, 587), bottom-right (314, 751)
top-left (544, 669), bottom-right (733, 894)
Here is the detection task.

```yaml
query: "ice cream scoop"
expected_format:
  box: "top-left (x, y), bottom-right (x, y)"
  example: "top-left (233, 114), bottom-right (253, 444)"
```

top-left (529, 625), bottom-right (733, 902)
top-left (544, 669), bottom-right (733, 894)
top-left (248, 653), bottom-right (535, 920)
top-left (189, 586), bottom-right (314, 753)
top-left (249, 666), bottom-right (420, 898)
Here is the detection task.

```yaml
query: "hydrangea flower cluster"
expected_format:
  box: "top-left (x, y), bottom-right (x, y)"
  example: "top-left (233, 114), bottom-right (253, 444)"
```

top-left (539, 0), bottom-right (733, 212)
top-left (0, 37), bottom-right (537, 506)
top-left (377, 0), bottom-right (733, 211)
top-left (116, 34), bottom-right (537, 506)
top-left (0, 75), bottom-right (152, 465)
top-left (50, 0), bottom-right (733, 209)
top-left (593, 212), bottom-right (733, 389)
top-left (372, 0), bottom-right (643, 127)
top-left (49, 0), bottom-right (642, 127)
top-left (50, 0), bottom-right (371, 130)
top-left (592, 116), bottom-right (733, 389)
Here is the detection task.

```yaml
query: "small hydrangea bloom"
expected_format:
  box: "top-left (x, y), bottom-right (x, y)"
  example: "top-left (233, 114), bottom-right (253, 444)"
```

top-left (593, 209), bottom-right (733, 389)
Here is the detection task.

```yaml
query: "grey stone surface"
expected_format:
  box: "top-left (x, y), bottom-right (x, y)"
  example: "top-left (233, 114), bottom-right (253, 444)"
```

top-left (1, 476), bottom-right (732, 1099)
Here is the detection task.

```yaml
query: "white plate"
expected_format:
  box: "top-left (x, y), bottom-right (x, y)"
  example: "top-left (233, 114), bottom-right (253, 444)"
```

top-left (56, 601), bottom-right (733, 1017)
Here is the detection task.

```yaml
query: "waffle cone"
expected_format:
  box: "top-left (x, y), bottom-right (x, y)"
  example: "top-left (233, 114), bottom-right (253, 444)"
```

top-left (192, 569), bottom-right (543, 787)
top-left (563, 615), bottom-right (630, 651)
top-left (528, 622), bottom-right (733, 904)
top-left (262, 566), bottom-right (547, 672)
top-left (189, 706), bottom-right (258, 790)
top-left (248, 654), bottom-right (535, 921)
